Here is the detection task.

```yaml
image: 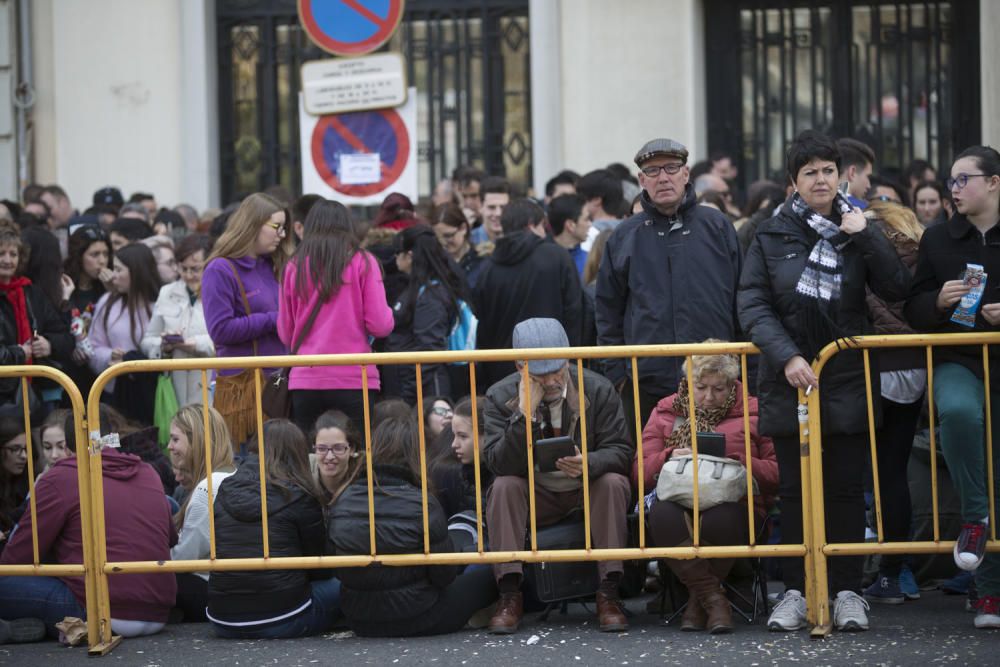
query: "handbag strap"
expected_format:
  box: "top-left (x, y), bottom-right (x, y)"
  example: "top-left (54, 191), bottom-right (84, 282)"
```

top-left (223, 259), bottom-right (258, 357)
top-left (291, 300), bottom-right (323, 355)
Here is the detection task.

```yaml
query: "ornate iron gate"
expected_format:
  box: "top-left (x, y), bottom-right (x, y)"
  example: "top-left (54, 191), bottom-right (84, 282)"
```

top-left (216, 0), bottom-right (531, 205)
top-left (705, 0), bottom-right (980, 187)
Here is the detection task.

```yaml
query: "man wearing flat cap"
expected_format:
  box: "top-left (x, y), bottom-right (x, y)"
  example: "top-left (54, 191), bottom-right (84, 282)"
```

top-left (482, 318), bottom-right (633, 635)
top-left (596, 138), bottom-right (743, 444)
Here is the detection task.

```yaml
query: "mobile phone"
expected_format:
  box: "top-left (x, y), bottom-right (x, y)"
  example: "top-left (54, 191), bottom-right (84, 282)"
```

top-left (695, 432), bottom-right (727, 458)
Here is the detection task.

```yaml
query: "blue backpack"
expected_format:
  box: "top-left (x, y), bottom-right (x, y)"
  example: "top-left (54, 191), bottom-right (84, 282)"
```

top-left (448, 299), bottom-right (478, 364)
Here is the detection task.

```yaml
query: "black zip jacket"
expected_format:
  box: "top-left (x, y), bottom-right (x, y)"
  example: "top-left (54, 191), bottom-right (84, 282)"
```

top-left (207, 457), bottom-right (329, 623)
top-left (596, 186), bottom-right (742, 395)
top-left (738, 197), bottom-right (910, 437)
top-left (904, 212), bottom-right (1000, 381)
top-left (0, 282), bottom-right (73, 402)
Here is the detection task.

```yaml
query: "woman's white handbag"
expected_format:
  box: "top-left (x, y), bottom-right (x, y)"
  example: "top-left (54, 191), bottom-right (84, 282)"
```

top-left (655, 454), bottom-right (749, 510)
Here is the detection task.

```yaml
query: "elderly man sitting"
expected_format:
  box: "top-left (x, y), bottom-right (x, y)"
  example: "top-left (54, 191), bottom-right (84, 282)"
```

top-left (483, 318), bottom-right (634, 634)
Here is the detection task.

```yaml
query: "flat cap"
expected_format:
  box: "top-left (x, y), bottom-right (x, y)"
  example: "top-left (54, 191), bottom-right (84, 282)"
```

top-left (512, 318), bottom-right (569, 375)
top-left (634, 138), bottom-right (689, 167)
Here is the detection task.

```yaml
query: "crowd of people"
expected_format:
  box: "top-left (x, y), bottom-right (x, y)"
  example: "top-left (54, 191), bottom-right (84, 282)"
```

top-left (0, 129), bottom-right (997, 647)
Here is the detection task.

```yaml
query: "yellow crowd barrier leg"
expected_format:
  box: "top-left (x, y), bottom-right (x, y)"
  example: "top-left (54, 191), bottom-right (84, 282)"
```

top-left (804, 386), bottom-right (831, 638)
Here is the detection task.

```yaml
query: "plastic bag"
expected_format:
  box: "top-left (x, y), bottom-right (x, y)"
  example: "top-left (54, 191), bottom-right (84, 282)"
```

top-left (154, 372), bottom-right (179, 450)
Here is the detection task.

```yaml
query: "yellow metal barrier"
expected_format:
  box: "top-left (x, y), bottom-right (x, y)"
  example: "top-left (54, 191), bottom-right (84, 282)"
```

top-left (807, 332), bottom-right (1000, 638)
top-left (0, 366), bottom-right (103, 650)
top-left (80, 341), bottom-right (810, 653)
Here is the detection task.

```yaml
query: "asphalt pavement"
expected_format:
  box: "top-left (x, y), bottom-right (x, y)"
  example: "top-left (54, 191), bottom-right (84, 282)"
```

top-left (2, 588), bottom-right (995, 666)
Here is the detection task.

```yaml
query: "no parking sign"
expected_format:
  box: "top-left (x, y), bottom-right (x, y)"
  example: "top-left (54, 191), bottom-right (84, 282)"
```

top-left (299, 88), bottom-right (418, 205)
top-left (298, 0), bottom-right (406, 56)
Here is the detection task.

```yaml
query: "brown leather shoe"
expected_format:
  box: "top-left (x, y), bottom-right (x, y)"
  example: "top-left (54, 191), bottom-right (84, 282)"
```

top-left (702, 589), bottom-right (733, 634)
top-left (488, 591), bottom-right (523, 634)
top-left (680, 593), bottom-right (708, 631)
top-left (596, 590), bottom-right (628, 632)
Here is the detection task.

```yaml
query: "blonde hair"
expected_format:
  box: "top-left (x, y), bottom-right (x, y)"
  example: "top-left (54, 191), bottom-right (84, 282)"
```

top-left (681, 338), bottom-right (741, 385)
top-left (582, 228), bottom-right (613, 286)
top-left (172, 404), bottom-right (236, 530)
top-left (866, 200), bottom-right (924, 244)
top-left (208, 193), bottom-right (294, 279)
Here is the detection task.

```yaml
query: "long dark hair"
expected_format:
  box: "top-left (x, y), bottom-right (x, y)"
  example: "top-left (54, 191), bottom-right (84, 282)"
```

top-left (0, 418), bottom-right (36, 531)
top-left (394, 224), bottom-right (465, 325)
top-left (64, 226), bottom-right (112, 293)
top-left (292, 199), bottom-right (367, 301)
top-left (371, 417), bottom-right (429, 491)
top-left (247, 419), bottom-right (321, 501)
top-left (100, 243), bottom-right (161, 348)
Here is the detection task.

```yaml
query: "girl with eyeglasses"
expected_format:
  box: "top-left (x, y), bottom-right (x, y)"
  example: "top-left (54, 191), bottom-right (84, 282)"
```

top-left (431, 202), bottom-right (485, 290)
top-left (387, 225), bottom-right (469, 405)
top-left (202, 193), bottom-right (295, 446)
top-left (141, 234), bottom-right (216, 407)
top-left (0, 418), bottom-right (39, 555)
top-left (310, 410), bottom-right (364, 505)
top-left (277, 200), bottom-right (393, 434)
top-left (905, 145), bottom-right (1000, 631)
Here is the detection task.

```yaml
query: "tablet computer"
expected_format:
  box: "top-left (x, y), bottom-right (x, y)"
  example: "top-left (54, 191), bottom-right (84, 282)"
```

top-left (695, 432), bottom-right (727, 458)
top-left (534, 436), bottom-right (577, 473)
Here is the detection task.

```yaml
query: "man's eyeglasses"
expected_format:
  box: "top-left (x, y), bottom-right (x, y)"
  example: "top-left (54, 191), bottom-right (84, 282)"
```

top-left (947, 173), bottom-right (989, 191)
top-left (640, 163), bottom-right (685, 178)
top-left (431, 406), bottom-right (453, 417)
top-left (314, 443), bottom-right (350, 457)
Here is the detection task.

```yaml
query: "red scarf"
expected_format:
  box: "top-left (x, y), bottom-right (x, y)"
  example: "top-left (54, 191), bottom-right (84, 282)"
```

top-left (0, 276), bottom-right (33, 353)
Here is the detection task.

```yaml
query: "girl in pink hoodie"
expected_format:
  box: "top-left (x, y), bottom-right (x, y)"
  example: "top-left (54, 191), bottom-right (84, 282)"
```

top-left (278, 200), bottom-right (394, 433)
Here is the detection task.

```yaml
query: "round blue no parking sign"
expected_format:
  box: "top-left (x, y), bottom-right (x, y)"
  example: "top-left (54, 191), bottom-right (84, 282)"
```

top-left (298, 0), bottom-right (405, 56)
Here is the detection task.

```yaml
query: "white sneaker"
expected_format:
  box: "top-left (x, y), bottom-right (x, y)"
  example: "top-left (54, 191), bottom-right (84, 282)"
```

top-left (768, 589), bottom-right (807, 631)
top-left (833, 590), bottom-right (870, 631)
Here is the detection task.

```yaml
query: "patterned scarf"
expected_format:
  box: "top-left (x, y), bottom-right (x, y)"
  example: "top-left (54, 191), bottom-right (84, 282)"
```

top-left (664, 378), bottom-right (736, 452)
top-left (791, 190), bottom-right (854, 305)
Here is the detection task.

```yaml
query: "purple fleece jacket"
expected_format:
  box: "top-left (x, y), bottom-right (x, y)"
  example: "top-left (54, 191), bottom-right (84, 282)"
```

top-left (202, 255), bottom-right (286, 376)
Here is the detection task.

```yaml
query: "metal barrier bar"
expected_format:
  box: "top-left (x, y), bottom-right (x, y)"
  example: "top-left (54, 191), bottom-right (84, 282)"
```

top-left (20, 378), bottom-right (40, 566)
top-left (576, 358), bottom-right (591, 551)
top-left (862, 349), bottom-right (885, 543)
top-left (361, 366), bottom-right (376, 556)
top-left (925, 347), bottom-right (940, 542)
top-left (414, 363), bottom-right (431, 555)
top-left (201, 372), bottom-right (217, 561)
top-left (522, 364), bottom-right (538, 553)
top-left (825, 541), bottom-right (1000, 556)
top-left (631, 357), bottom-right (645, 549)
top-left (984, 345), bottom-right (997, 541)
top-left (104, 543), bottom-right (809, 573)
top-left (684, 356), bottom-right (700, 546)
top-left (740, 354), bottom-right (755, 546)
top-left (253, 368), bottom-right (270, 559)
top-left (469, 363), bottom-right (485, 553)
top-left (804, 384), bottom-right (831, 636)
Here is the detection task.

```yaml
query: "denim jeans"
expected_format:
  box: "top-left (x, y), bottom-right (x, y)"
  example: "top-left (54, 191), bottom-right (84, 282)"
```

top-left (933, 363), bottom-right (1000, 597)
top-left (212, 578), bottom-right (342, 639)
top-left (0, 575), bottom-right (85, 638)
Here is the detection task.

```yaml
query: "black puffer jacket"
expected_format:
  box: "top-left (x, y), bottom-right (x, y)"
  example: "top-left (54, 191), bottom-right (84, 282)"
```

top-left (387, 282), bottom-right (457, 403)
top-left (0, 282), bottom-right (73, 402)
top-left (738, 198), bottom-right (910, 437)
top-left (596, 186), bottom-right (742, 396)
top-left (474, 232), bottom-right (583, 389)
top-left (207, 457), bottom-right (328, 624)
top-left (904, 213), bottom-right (1000, 380)
top-left (328, 464), bottom-right (457, 637)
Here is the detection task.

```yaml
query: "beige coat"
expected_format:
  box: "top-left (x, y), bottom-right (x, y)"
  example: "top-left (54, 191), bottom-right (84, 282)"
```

top-left (140, 280), bottom-right (215, 406)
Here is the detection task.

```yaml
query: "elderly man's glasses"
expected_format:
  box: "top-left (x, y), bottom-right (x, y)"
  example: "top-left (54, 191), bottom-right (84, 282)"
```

top-left (640, 163), bottom-right (685, 178)
top-left (314, 443), bottom-right (350, 457)
top-left (947, 173), bottom-right (988, 191)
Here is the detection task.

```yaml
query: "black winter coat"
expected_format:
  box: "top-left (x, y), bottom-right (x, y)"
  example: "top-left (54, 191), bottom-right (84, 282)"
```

top-left (904, 213), bottom-right (1000, 380)
top-left (328, 464), bottom-right (457, 637)
top-left (0, 283), bottom-right (73, 403)
top-left (596, 186), bottom-right (742, 396)
top-left (738, 198), bottom-right (911, 437)
top-left (482, 366), bottom-right (634, 479)
top-left (387, 282), bottom-right (457, 403)
top-left (207, 457), bottom-right (329, 623)
top-left (473, 232), bottom-right (583, 389)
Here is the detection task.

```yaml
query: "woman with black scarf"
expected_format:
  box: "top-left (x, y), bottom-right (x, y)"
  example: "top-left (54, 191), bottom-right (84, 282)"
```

top-left (738, 130), bottom-right (909, 633)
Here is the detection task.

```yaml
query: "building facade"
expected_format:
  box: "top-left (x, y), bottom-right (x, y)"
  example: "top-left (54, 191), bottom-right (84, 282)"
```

top-left (1, 0), bottom-right (996, 209)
